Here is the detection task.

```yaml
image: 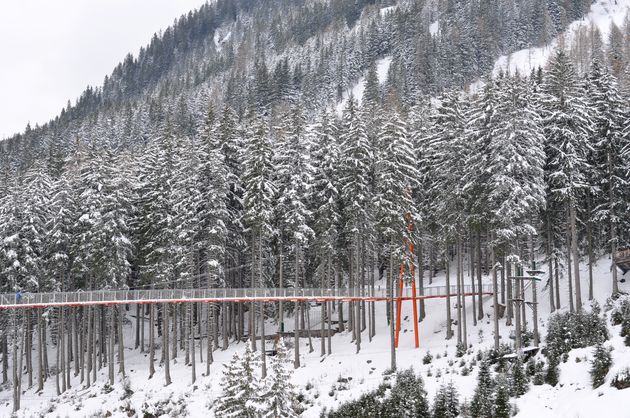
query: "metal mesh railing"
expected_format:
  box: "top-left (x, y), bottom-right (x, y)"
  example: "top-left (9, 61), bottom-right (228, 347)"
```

top-left (0, 284), bottom-right (494, 308)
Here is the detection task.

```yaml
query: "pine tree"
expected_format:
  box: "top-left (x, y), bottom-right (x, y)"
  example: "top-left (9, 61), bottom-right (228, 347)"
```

top-left (470, 360), bottom-right (494, 418)
top-left (541, 50), bottom-right (594, 311)
top-left (215, 342), bottom-right (263, 418)
top-left (493, 375), bottom-right (512, 418)
top-left (586, 61), bottom-right (629, 296)
top-left (590, 342), bottom-right (612, 388)
top-left (432, 381), bottom-right (460, 418)
top-left (510, 357), bottom-right (529, 397)
top-left (382, 368), bottom-right (430, 417)
top-left (259, 338), bottom-right (299, 418)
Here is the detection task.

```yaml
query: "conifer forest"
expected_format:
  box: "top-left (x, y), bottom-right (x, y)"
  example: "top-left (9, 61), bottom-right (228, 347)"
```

top-left (1, 0), bottom-right (630, 416)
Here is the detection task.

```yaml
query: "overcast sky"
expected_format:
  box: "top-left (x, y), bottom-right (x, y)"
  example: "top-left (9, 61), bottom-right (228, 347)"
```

top-left (0, 0), bottom-right (208, 140)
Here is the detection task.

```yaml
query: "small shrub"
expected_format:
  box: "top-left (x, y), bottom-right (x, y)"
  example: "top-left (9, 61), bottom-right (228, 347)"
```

top-left (423, 351), bottom-right (433, 365)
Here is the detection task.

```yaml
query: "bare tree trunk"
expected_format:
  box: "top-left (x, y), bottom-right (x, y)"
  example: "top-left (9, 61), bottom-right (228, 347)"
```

top-left (445, 242), bottom-right (453, 340)
top-left (456, 238), bottom-right (463, 345)
top-left (61, 308), bottom-right (67, 392)
top-left (294, 244), bottom-right (301, 369)
top-left (547, 217), bottom-right (556, 313)
top-left (37, 308), bottom-right (44, 392)
top-left (86, 307), bottom-right (92, 387)
top-left (491, 240), bottom-right (500, 351)
top-left (388, 238), bottom-right (396, 370)
top-left (26, 310), bottom-right (32, 389)
top-left (610, 155), bottom-right (619, 295)
top-left (279, 245), bottom-right (284, 335)
top-left (149, 304), bottom-right (155, 379)
top-left (109, 307), bottom-right (115, 386)
top-left (570, 203), bottom-right (582, 311)
top-left (459, 239), bottom-right (468, 348)
top-left (259, 233), bottom-right (267, 378)
top-left (469, 235), bottom-right (477, 326)
top-left (118, 305), bottom-right (125, 376)
top-left (2, 334), bottom-right (8, 384)
top-left (163, 304), bottom-right (171, 386)
top-left (477, 230), bottom-right (484, 319)
top-left (327, 299), bottom-right (332, 355)
top-left (190, 304), bottom-right (196, 384)
top-left (135, 304), bottom-right (141, 350)
top-left (418, 236), bottom-right (426, 321)
top-left (506, 261), bottom-right (513, 326)
top-left (566, 205), bottom-right (575, 313)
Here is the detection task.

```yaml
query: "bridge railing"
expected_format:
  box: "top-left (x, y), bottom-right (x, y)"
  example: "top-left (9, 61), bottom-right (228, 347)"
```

top-left (0, 284), bottom-right (494, 307)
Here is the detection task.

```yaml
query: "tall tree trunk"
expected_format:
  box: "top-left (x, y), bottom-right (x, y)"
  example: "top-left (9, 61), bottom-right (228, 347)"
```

top-left (260, 233), bottom-right (267, 378)
top-left (163, 303), bottom-right (171, 386)
top-left (445, 242), bottom-right (453, 340)
top-left (610, 153), bottom-right (619, 295)
top-left (469, 234), bottom-right (477, 326)
top-left (190, 304), bottom-right (196, 384)
top-left (109, 307), bottom-right (115, 386)
top-left (455, 234), bottom-right (463, 344)
top-left (506, 261), bottom-right (513, 326)
top-left (388, 238), bottom-right (396, 370)
top-left (459, 239), bottom-right (468, 348)
top-left (491, 240), bottom-right (500, 351)
top-left (477, 230), bottom-right (484, 319)
top-left (149, 304), bottom-right (155, 379)
top-left (118, 305), bottom-right (125, 376)
top-left (294, 244), bottom-right (301, 369)
top-left (418, 235), bottom-right (426, 321)
top-left (86, 307), bottom-right (92, 387)
top-left (566, 205), bottom-right (575, 313)
top-left (37, 308), bottom-right (44, 392)
top-left (60, 308), bottom-right (66, 393)
top-left (547, 216), bottom-right (556, 313)
top-left (570, 203), bottom-right (582, 310)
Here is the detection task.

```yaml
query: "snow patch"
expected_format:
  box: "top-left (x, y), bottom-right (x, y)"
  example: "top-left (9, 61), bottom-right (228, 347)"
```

top-left (380, 5), bottom-right (398, 16)
top-left (336, 56), bottom-right (392, 115)
top-left (429, 20), bottom-right (439, 36)
top-left (214, 29), bottom-right (232, 51)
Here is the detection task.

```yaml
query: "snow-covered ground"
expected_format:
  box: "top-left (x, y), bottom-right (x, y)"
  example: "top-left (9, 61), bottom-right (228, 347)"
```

top-left (335, 56), bottom-right (392, 115)
top-left (493, 0), bottom-right (630, 77)
top-left (1, 254), bottom-right (628, 417)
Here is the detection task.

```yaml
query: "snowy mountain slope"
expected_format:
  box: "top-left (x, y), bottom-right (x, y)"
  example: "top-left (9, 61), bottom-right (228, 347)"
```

top-left (3, 258), bottom-right (627, 417)
top-left (493, 0), bottom-right (630, 77)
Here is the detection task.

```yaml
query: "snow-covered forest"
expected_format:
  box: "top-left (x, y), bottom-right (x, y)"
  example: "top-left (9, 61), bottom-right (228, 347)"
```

top-left (1, 0), bottom-right (630, 416)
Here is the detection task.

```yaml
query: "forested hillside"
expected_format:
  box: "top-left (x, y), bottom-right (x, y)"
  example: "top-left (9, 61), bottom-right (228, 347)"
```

top-left (1, 0), bottom-right (630, 415)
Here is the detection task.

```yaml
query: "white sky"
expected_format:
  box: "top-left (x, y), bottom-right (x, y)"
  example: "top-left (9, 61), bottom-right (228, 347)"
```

top-left (0, 0), bottom-right (209, 140)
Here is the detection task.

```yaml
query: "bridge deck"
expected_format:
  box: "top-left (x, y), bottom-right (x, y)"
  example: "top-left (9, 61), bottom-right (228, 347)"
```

top-left (0, 284), bottom-right (493, 310)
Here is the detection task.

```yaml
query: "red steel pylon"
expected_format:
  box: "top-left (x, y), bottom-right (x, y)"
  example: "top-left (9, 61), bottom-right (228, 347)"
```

top-left (394, 216), bottom-right (420, 348)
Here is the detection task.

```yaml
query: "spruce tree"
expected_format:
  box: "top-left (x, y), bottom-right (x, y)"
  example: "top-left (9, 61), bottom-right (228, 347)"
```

top-left (470, 360), bottom-right (494, 418)
top-left (493, 375), bottom-right (512, 418)
top-left (510, 357), bottom-right (529, 397)
top-left (383, 368), bottom-right (430, 418)
top-left (590, 342), bottom-right (612, 388)
top-left (432, 381), bottom-right (460, 418)
top-left (259, 338), bottom-right (299, 418)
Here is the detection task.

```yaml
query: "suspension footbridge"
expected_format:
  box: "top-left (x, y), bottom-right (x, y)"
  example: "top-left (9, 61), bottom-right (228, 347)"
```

top-left (0, 284), bottom-right (494, 310)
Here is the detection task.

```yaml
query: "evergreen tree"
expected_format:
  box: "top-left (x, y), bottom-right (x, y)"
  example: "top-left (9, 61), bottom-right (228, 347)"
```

top-left (510, 357), bottom-right (529, 397)
top-left (590, 342), bottom-right (612, 388)
top-left (432, 381), bottom-right (460, 418)
top-left (493, 375), bottom-right (512, 418)
top-left (382, 368), bottom-right (430, 418)
top-left (259, 338), bottom-right (299, 418)
top-left (470, 360), bottom-right (494, 418)
top-left (215, 343), bottom-right (263, 418)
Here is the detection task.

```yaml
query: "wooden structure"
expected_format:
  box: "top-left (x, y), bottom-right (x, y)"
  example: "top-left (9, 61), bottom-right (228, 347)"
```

top-left (615, 248), bottom-right (630, 274)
